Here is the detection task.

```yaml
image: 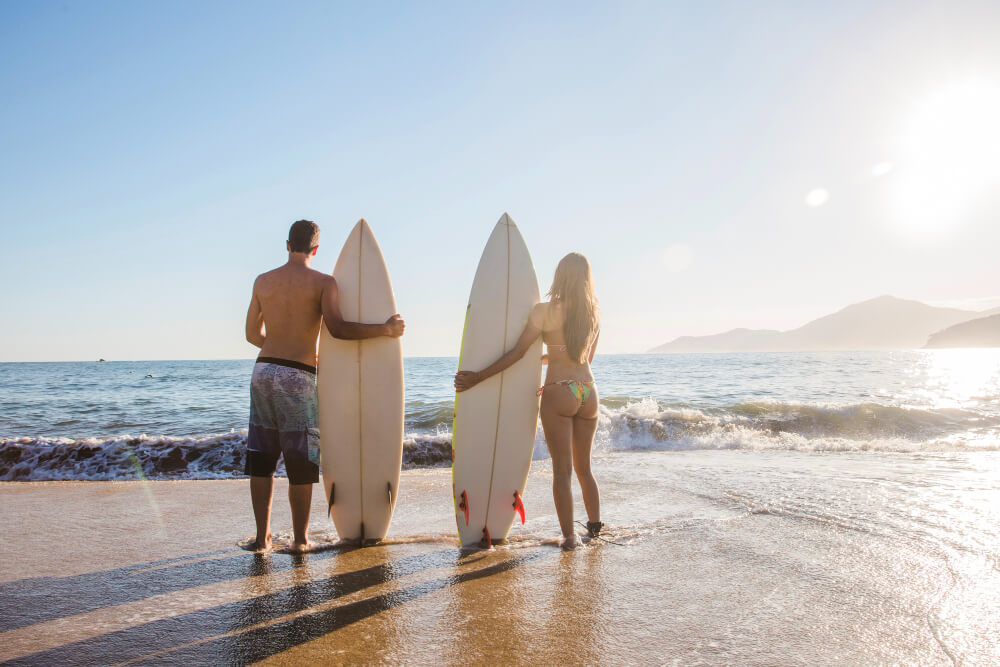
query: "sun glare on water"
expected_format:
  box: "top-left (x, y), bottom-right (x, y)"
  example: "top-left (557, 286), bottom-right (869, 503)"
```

top-left (908, 348), bottom-right (1000, 413)
top-left (893, 79), bottom-right (1000, 237)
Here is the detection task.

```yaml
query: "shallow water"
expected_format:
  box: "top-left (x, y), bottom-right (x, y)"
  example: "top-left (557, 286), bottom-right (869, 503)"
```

top-left (2, 449), bottom-right (997, 664)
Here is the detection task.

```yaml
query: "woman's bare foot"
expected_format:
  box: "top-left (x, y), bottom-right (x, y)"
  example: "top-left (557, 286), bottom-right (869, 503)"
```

top-left (560, 534), bottom-right (581, 550)
top-left (251, 533), bottom-right (272, 551)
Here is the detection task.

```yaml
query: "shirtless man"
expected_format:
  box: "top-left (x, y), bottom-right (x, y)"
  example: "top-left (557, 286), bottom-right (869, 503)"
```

top-left (244, 219), bottom-right (404, 552)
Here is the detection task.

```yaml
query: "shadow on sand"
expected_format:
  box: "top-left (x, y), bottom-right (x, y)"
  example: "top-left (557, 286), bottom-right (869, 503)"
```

top-left (6, 546), bottom-right (549, 665)
top-left (0, 545), bottom-right (355, 632)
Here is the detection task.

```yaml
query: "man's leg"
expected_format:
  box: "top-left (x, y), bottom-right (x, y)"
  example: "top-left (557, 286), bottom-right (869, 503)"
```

top-left (269, 364), bottom-right (320, 553)
top-left (247, 364), bottom-right (281, 552)
top-left (288, 483), bottom-right (313, 552)
top-left (249, 475), bottom-right (274, 550)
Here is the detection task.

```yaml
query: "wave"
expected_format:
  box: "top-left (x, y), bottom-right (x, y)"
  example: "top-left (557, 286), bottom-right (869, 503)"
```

top-left (0, 432), bottom-right (248, 482)
top-left (403, 400), bottom-right (455, 431)
top-left (0, 431), bottom-right (456, 482)
top-left (2, 399), bottom-right (998, 481)
top-left (590, 397), bottom-right (1000, 454)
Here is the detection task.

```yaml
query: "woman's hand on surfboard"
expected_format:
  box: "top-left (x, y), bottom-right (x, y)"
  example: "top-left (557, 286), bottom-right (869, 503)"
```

top-left (454, 370), bottom-right (482, 392)
top-left (383, 314), bottom-right (405, 338)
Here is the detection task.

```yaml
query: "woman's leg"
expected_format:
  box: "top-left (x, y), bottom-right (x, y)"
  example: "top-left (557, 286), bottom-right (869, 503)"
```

top-left (572, 414), bottom-right (600, 524)
top-left (540, 387), bottom-right (579, 543)
top-left (572, 387), bottom-right (601, 524)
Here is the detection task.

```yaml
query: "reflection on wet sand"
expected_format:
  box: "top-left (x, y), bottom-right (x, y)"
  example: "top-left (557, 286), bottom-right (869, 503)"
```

top-left (544, 550), bottom-right (603, 664)
top-left (4, 544), bottom-right (550, 665)
top-left (440, 546), bottom-right (537, 663)
top-left (193, 548), bottom-right (547, 664)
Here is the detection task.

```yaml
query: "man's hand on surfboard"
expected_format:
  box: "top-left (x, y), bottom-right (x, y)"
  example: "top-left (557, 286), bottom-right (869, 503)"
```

top-left (454, 370), bottom-right (481, 392)
top-left (384, 314), bottom-right (405, 338)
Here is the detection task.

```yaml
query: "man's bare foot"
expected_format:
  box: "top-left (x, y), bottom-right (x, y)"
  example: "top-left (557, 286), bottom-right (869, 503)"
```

top-left (560, 534), bottom-right (581, 550)
top-left (289, 540), bottom-right (313, 553)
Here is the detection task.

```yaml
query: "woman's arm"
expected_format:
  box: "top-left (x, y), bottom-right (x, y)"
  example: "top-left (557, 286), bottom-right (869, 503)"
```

top-left (454, 304), bottom-right (544, 392)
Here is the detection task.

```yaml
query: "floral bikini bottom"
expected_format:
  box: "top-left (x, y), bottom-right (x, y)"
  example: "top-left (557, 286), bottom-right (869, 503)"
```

top-left (537, 379), bottom-right (595, 409)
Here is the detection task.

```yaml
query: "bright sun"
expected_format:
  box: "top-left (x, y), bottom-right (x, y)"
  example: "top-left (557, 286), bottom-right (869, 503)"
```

top-left (893, 79), bottom-right (1000, 236)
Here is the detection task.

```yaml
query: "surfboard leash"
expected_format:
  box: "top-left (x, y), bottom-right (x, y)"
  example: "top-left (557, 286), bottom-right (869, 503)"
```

top-left (575, 521), bottom-right (627, 547)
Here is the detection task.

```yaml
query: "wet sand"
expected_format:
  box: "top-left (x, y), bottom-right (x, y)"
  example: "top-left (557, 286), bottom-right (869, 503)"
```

top-left (2, 451), bottom-right (997, 664)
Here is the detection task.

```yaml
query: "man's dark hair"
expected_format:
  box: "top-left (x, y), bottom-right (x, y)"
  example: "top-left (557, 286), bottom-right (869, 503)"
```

top-left (288, 219), bottom-right (320, 253)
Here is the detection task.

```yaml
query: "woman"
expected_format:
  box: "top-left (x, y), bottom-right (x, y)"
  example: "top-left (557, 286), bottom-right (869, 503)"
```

top-left (455, 252), bottom-right (601, 549)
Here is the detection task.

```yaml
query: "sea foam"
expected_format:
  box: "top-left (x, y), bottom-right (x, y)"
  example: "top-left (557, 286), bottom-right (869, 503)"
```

top-left (2, 398), bottom-right (997, 481)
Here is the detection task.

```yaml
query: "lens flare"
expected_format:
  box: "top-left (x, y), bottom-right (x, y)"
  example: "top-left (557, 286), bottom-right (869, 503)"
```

top-left (805, 188), bottom-right (829, 207)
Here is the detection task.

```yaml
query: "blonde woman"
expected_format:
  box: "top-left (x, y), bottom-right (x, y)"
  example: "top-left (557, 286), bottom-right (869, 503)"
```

top-left (455, 253), bottom-right (601, 549)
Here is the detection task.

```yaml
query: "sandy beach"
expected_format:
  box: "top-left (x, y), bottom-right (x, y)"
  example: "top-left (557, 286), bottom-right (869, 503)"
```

top-left (3, 450), bottom-right (997, 665)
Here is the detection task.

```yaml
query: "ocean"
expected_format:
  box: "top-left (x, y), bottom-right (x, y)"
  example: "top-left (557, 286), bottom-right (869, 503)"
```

top-left (1, 350), bottom-right (999, 481)
top-left (2, 351), bottom-right (999, 663)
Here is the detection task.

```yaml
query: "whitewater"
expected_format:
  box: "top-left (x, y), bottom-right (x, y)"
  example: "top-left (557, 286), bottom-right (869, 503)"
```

top-left (2, 351), bottom-right (998, 481)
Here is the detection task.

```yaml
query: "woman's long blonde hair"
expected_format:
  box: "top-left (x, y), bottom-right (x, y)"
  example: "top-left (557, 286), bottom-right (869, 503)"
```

top-left (547, 253), bottom-right (599, 363)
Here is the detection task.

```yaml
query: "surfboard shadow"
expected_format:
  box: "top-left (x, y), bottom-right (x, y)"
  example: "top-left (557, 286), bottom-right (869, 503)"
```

top-left (0, 544), bottom-right (357, 632)
top-left (7, 548), bottom-right (547, 665)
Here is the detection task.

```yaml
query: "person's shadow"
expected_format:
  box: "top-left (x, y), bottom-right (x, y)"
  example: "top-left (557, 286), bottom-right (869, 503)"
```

top-left (6, 546), bottom-right (551, 665)
top-left (0, 546), bottom-right (351, 632)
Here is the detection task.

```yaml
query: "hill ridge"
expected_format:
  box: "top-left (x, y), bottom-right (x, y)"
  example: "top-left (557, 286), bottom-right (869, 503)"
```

top-left (650, 296), bottom-right (984, 353)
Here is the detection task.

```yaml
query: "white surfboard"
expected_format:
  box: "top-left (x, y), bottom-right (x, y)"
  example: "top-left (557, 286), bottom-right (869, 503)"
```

top-left (452, 214), bottom-right (543, 547)
top-left (318, 219), bottom-right (404, 542)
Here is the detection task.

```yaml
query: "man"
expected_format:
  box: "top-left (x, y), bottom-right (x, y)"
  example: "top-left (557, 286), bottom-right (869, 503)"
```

top-left (244, 219), bottom-right (404, 552)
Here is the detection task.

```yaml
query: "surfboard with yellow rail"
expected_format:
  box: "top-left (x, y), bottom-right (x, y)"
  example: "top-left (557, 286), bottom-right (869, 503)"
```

top-left (452, 213), bottom-right (543, 548)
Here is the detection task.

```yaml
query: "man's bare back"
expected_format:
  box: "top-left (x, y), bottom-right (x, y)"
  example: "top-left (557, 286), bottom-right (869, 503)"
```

top-left (247, 264), bottom-right (329, 368)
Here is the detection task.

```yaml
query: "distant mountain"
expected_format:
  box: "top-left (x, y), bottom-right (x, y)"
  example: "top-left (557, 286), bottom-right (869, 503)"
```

top-left (778, 296), bottom-right (977, 351)
top-left (652, 328), bottom-right (782, 353)
top-left (925, 314), bottom-right (1000, 348)
top-left (650, 296), bottom-right (980, 353)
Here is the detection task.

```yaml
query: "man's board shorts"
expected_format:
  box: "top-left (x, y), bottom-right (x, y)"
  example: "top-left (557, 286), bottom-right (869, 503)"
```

top-left (245, 357), bottom-right (320, 484)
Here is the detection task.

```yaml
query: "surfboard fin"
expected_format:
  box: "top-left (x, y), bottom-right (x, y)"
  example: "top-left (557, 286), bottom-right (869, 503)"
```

top-left (480, 526), bottom-right (492, 549)
top-left (512, 490), bottom-right (525, 524)
top-left (458, 490), bottom-right (469, 526)
top-left (360, 522), bottom-right (365, 542)
top-left (328, 484), bottom-right (335, 516)
top-left (387, 482), bottom-right (393, 507)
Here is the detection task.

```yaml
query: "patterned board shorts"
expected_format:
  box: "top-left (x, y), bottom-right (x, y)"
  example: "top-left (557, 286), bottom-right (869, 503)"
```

top-left (245, 359), bottom-right (320, 484)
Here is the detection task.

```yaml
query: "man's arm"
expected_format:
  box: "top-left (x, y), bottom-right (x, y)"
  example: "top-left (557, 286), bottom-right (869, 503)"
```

top-left (322, 275), bottom-right (405, 340)
top-left (245, 278), bottom-right (266, 348)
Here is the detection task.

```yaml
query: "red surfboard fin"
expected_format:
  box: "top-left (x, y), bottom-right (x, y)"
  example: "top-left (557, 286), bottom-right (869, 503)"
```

top-left (458, 490), bottom-right (469, 526)
top-left (512, 490), bottom-right (525, 524)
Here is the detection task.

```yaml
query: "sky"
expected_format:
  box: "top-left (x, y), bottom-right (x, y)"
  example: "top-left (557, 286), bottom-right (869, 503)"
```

top-left (2, 1), bottom-right (1000, 361)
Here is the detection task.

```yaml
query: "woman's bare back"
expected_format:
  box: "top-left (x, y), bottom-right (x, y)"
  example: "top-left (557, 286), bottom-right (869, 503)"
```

top-left (534, 301), bottom-right (596, 383)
